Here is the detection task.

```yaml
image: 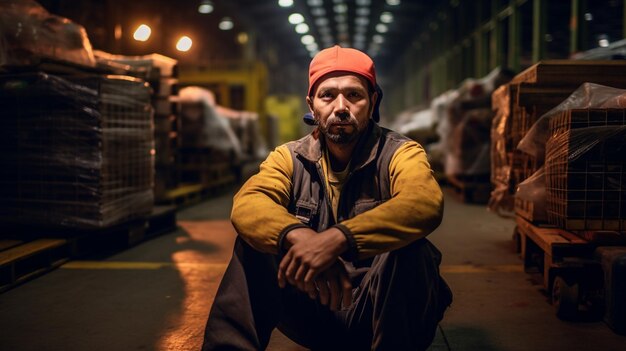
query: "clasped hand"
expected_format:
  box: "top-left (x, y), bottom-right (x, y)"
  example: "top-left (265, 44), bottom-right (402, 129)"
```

top-left (277, 227), bottom-right (352, 311)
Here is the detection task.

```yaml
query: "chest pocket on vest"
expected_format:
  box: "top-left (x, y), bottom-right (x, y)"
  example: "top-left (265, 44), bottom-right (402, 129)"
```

top-left (350, 199), bottom-right (383, 217)
top-left (294, 200), bottom-right (318, 226)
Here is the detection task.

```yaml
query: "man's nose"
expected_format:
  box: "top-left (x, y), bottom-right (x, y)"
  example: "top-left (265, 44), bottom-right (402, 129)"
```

top-left (334, 94), bottom-right (349, 116)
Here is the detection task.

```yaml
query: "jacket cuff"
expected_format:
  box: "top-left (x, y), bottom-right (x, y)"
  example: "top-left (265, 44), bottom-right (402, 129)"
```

top-left (333, 223), bottom-right (359, 261)
top-left (277, 223), bottom-right (310, 255)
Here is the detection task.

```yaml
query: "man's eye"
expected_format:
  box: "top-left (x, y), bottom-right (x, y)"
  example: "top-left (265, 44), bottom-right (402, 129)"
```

top-left (320, 92), bottom-right (334, 99)
top-left (348, 92), bottom-right (362, 98)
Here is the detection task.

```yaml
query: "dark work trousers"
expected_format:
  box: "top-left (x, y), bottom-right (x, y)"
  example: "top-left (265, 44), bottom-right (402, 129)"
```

top-left (201, 237), bottom-right (452, 351)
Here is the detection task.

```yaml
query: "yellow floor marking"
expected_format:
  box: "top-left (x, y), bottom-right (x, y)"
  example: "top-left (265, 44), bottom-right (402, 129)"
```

top-left (441, 264), bottom-right (524, 273)
top-left (62, 261), bottom-right (523, 273)
top-left (61, 261), bottom-right (228, 270)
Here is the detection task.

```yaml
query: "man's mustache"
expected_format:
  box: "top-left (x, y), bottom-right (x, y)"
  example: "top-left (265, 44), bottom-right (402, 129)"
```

top-left (325, 115), bottom-right (358, 126)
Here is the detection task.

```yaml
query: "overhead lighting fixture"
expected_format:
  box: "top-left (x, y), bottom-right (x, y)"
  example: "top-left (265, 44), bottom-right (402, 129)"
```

top-left (356, 7), bottom-right (370, 16)
top-left (318, 26), bottom-right (331, 35)
top-left (307, 0), bottom-right (323, 6)
top-left (306, 43), bottom-right (319, 51)
top-left (133, 24), bottom-right (151, 41)
top-left (176, 36), bottom-right (193, 51)
top-left (315, 17), bottom-right (329, 26)
top-left (599, 38), bottom-right (610, 47)
top-left (237, 32), bottom-right (249, 44)
top-left (219, 17), bottom-right (234, 30)
top-left (335, 14), bottom-right (347, 23)
top-left (337, 23), bottom-right (349, 32)
top-left (278, 0), bottom-right (293, 7)
top-left (356, 0), bottom-right (371, 5)
top-left (373, 34), bottom-right (384, 44)
top-left (310, 51), bottom-right (319, 58)
top-left (288, 13), bottom-right (305, 24)
top-left (334, 4), bottom-right (348, 13)
top-left (355, 17), bottom-right (369, 26)
top-left (295, 23), bottom-right (310, 34)
top-left (386, 0), bottom-right (400, 5)
top-left (380, 12), bottom-right (393, 23)
top-left (311, 7), bottom-right (326, 16)
top-left (198, 1), bottom-right (214, 14)
top-left (354, 33), bottom-right (366, 42)
top-left (301, 35), bottom-right (315, 45)
top-left (355, 26), bottom-right (367, 34)
top-left (584, 12), bottom-right (593, 21)
top-left (375, 23), bottom-right (388, 33)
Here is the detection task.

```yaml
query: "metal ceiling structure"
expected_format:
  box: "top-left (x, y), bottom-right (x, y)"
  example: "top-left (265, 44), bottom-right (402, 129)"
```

top-left (230, 0), bottom-right (437, 72)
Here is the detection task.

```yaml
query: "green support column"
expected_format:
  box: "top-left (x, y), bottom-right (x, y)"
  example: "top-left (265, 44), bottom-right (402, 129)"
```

top-left (490, 0), bottom-right (504, 69)
top-left (508, 0), bottom-right (521, 71)
top-left (532, 0), bottom-right (547, 62)
top-left (623, 0), bottom-right (626, 39)
top-left (570, 0), bottom-right (579, 55)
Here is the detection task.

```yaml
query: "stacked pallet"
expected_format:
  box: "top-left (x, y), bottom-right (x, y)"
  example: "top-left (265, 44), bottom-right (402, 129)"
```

top-left (490, 60), bottom-right (626, 218)
top-left (0, 72), bottom-right (154, 229)
top-left (94, 52), bottom-right (180, 201)
top-left (545, 108), bottom-right (626, 232)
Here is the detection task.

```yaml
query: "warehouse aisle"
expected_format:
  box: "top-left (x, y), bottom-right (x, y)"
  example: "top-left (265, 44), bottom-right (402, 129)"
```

top-left (1, 188), bottom-right (625, 351)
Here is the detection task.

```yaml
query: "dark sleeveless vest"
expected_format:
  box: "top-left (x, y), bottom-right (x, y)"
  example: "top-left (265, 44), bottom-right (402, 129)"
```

top-left (284, 123), bottom-right (412, 261)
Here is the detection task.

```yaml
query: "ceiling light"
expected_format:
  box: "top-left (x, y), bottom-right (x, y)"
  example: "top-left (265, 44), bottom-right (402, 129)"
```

top-left (306, 43), bottom-right (319, 51)
top-left (386, 0), bottom-right (400, 5)
top-left (599, 38), bottom-right (610, 47)
top-left (356, 7), bottom-right (370, 16)
top-left (356, 0), bottom-right (371, 5)
top-left (373, 34), bottom-right (384, 44)
top-left (354, 33), bottom-right (366, 42)
top-left (355, 17), bottom-right (369, 26)
top-left (310, 51), bottom-right (318, 58)
top-left (301, 35), bottom-right (315, 45)
top-left (334, 4), bottom-right (348, 13)
top-left (176, 36), bottom-right (192, 51)
top-left (315, 17), bottom-right (329, 26)
top-left (375, 23), bottom-right (388, 33)
top-left (355, 26), bottom-right (367, 34)
top-left (133, 24), bottom-right (151, 41)
top-left (278, 0), bottom-right (293, 7)
top-left (295, 23), bottom-right (309, 34)
top-left (335, 14), bottom-right (347, 23)
top-left (198, 1), bottom-right (214, 14)
top-left (307, 0), bottom-right (323, 6)
top-left (237, 32), bottom-right (249, 44)
top-left (380, 12), bottom-right (393, 23)
top-left (219, 17), bottom-right (234, 30)
top-left (337, 23), bottom-right (348, 31)
top-left (584, 12), bottom-right (593, 21)
top-left (288, 13), bottom-right (305, 24)
top-left (318, 26), bottom-right (331, 35)
top-left (311, 7), bottom-right (326, 16)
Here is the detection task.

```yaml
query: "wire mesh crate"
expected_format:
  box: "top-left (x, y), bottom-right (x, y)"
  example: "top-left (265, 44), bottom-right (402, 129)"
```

top-left (545, 109), bottom-right (626, 231)
top-left (0, 72), bottom-right (154, 229)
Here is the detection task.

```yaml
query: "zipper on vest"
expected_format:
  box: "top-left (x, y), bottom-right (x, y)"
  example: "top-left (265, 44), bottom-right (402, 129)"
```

top-left (315, 162), bottom-right (334, 228)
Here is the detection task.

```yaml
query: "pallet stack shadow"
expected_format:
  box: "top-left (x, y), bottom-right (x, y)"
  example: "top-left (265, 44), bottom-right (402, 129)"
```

top-left (94, 52), bottom-right (180, 203)
top-left (490, 60), bottom-right (626, 218)
top-left (0, 72), bottom-right (154, 229)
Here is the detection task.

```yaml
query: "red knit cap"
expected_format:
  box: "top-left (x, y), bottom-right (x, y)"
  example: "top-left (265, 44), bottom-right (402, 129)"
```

top-left (308, 45), bottom-right (377, 96)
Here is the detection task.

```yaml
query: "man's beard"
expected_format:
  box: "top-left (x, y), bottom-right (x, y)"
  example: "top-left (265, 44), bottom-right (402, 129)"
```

top-left (318, 116), bottom-right (361, 144)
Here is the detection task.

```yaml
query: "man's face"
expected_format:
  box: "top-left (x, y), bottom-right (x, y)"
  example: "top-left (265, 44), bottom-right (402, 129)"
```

top-left (307, 73), bottom-right (377, 145)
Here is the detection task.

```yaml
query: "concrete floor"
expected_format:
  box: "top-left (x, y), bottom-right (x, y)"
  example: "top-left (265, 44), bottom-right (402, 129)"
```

top-left (1, 187), bottom-right (626, 350)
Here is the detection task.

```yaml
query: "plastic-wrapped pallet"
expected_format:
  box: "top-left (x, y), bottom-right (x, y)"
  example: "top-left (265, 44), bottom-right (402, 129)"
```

top-left (0, 72), bottom-right (154, 229)
top-left (520, 83), bottom-right (626, 231)
top-left (0, 0), bottom-right (96, 68)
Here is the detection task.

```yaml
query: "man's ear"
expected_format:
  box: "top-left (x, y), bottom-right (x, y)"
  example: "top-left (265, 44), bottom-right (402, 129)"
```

top-left (306, 96), bottom-right (314, 114)
top-left (369, 91), bottom-right (379, 117)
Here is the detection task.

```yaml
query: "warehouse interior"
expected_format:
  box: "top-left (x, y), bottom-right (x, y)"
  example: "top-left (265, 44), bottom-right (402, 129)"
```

top-left (1, 0), bottom-right (626, 350)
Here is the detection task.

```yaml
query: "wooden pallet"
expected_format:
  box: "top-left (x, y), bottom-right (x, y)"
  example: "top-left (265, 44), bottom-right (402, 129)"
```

top-left (0, 239), bottom-right (69, 293)
top-left (0, 206), bottom-right (176, 293)
top-left (446, 175), bottom-right (491, 204)
top-left (515, 216), bottom-right (597, 290)
top-left (158, 179), bottom-right (235, 208)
